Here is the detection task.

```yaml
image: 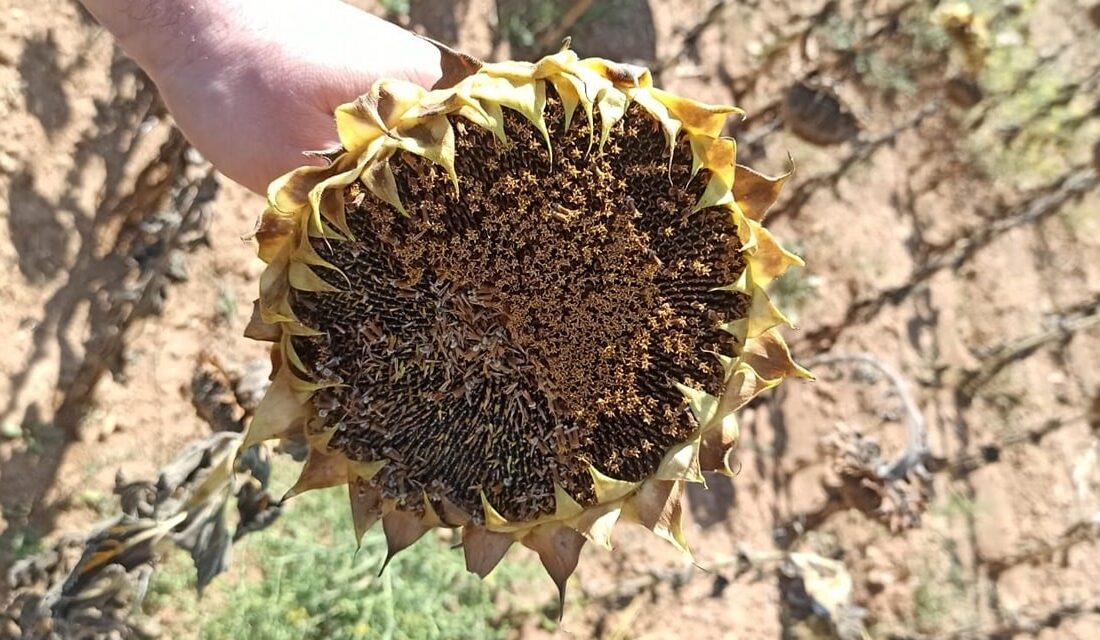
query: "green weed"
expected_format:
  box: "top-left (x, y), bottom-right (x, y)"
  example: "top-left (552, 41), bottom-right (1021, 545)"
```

top-left (144, 459), bottom-right (541, 639)
top-left (960, 3), bottom-right (1100, 183)
top-left (912, 538), bottom-right (975, 633)
top-left (929, 488), bottom-right (979, 521)
top-left (214, 285), bottom-right (237, 325)
top-left (500, 0), bottom-right (563, 53)
top-left (769, 265), bottom-right (820, 326)
top-left (4, 528), bottom-right (43, 560)
top-left (378, 0), bottom-right (410, 18)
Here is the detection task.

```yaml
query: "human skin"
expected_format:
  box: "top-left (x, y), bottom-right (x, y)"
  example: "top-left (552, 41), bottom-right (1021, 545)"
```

top-left (78, 0), bottom-right (443, 193)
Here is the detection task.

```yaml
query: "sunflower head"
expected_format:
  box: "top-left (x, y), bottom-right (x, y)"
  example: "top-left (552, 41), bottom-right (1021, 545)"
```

top-left (244, 41), bottom-right (809, 610)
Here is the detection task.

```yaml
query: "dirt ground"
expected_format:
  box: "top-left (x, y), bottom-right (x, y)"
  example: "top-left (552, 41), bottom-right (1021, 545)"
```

top-left (3, 0), bottom-right (1100, 638)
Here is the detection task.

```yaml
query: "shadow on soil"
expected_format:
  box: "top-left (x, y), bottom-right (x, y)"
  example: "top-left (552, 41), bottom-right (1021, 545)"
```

top-left (1, 48), bottom-right (166, 584)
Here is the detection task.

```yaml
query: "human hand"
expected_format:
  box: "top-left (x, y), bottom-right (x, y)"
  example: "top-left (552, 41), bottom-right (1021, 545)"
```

top-left (81, 0), bottom-right (443, 193)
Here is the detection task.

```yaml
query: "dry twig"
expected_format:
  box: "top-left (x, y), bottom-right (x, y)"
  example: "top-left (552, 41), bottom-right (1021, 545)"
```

top-left (651, 0), bottom-right (731, 74)
top-left (889, 598), bottom-right (1100, 639)
top-left (983, 516), bottom-right (1100, 579)
top-left (2, 363), bottom-right (276, 639)
top-left (802, 166), bottom-right (1100, 354)
top-left (534, 0), bottom-right (596, 52)
top-left (925, 413), bottom-right (1086, 478)
top-left (954, 294), bottom-right (1100, 396)
top-left (733, 0), bottom-right (922, 131)
top-left (774, 353), bottom-right (932, 545)
top-left (765, 103), bottom-right (941, 219)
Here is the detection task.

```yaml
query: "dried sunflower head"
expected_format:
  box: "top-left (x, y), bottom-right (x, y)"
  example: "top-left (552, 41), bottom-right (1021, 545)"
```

top-left (244, 41), bottom-right (809, 608)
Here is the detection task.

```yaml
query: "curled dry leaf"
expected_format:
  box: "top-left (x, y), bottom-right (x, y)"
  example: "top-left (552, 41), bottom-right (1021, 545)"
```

top-left (945, 75), bottom-right (983, 109)
top-left (782, 82), bottom-right (860, 146)
top-left (2, 432), bottom-right (281, 638)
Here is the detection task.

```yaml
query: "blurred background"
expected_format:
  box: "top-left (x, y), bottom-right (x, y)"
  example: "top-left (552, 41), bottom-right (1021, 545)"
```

top-left (1, 0), bottom-right (1099, 638)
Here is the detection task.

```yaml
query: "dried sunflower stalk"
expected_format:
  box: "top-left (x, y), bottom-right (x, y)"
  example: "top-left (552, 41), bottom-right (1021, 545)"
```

top-left (243, 41), bottom-right (810, 606)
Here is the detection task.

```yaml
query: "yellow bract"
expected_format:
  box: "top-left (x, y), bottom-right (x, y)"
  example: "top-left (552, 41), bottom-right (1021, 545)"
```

top-left (243, 42), bottom-right (809, 609)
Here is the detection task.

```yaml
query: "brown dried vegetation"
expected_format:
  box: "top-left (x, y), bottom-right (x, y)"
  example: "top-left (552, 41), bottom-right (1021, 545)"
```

top-left (2, 0), bottom-right (1100, 639)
